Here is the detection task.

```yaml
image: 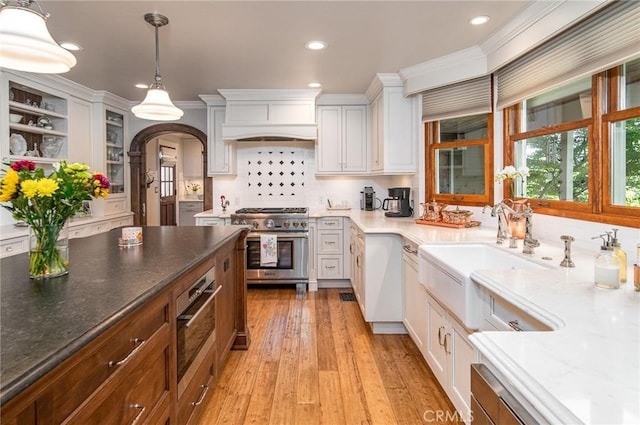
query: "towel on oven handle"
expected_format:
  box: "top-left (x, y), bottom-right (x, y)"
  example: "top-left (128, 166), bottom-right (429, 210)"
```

top-left (260, 234), bottom-right (278, 266)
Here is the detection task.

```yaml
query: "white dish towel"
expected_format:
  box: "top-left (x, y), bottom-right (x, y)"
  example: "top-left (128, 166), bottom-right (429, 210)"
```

top-left (260, 234), bottom-right (278, 267)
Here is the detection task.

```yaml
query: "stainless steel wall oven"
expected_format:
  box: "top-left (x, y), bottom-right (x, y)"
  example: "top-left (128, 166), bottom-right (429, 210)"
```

top-left (176, 267), bottom-right (218, 382)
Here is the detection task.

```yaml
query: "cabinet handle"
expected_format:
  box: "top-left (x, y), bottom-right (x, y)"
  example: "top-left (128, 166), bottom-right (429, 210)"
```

top-left (6, 247), bottom-right (12, 252)
top-left (349, 243), bottom-right (354, 254)
top-left (444, 333), bottom-right (451, 354)
top-left (325, 240), bottom-right (336, 244)
top-left (130, 404), bottom-right (145, 425)
top-left (508, 320), bottom-right (523, 332)
top-left (437, 326), bottom-right (445, 346)
top-left (192, 384), bottom-right (209, 406)
top-left (108, 338), bottom-right (146, 368)
top-left (325, 265), bottom-right (336, 269)
top-left (402, 245), bottom-right (417, 254)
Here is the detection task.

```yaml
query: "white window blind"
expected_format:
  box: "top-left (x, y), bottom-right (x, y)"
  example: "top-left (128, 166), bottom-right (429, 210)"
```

top-left (496, 0), bottom-right (640, 109)
top-left (421, 75), bottom-right (492, 122)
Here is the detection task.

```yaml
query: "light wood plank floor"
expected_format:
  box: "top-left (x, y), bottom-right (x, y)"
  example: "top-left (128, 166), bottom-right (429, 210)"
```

top-left (200, 287), bottom-right (462, 424)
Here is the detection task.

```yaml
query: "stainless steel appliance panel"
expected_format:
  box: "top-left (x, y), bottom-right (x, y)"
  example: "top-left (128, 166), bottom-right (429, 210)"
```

top-left (176, 267), bottom-right (217, 381)
top-left (245, 232), bottom-right (308, 283)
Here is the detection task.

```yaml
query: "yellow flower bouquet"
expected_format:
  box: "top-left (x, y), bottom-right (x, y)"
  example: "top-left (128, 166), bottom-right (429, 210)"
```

top-left (0, 160), bottom-right (110, 278)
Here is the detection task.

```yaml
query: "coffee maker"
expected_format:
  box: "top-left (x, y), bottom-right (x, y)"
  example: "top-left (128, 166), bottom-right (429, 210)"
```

top-left (360, 186), bottom-right (376, 211)
top-left (383, 187), bottom-right (413, 217)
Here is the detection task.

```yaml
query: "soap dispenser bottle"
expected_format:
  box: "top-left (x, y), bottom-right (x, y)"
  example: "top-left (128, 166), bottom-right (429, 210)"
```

top-left (611, 228), bottom-right (627, 283)
top-left (593, 232), bottom-right (621, 289)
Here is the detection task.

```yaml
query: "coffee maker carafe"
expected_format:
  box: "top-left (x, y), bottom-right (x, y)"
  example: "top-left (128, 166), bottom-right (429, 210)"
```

top-left (383, 187), bottom-right (413, 217)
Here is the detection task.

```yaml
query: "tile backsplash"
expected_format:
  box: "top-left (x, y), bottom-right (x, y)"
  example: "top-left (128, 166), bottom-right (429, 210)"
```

top-left (211, 142), bottom-right (415, 211)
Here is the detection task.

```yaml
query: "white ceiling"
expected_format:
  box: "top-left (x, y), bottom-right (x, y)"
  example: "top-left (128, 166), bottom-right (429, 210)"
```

top-left (42, 0), bottom-right (534, 102)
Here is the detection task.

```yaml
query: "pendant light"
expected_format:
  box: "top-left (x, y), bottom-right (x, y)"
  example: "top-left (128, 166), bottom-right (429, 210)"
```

top-left (0, 0), bottom-right (77, 73)
top-left (131, 13), bottom-right (183, 121)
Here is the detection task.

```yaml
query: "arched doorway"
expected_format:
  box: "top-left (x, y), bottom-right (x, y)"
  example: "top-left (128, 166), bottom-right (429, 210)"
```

top-left (129, 123), bottom-right (212, 225)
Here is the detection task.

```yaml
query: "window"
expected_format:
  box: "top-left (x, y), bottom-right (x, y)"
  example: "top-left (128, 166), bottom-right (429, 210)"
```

top-left (426, 113), bottom-right (493, 206)
top-left (505, 59), bottom-right (640, 226)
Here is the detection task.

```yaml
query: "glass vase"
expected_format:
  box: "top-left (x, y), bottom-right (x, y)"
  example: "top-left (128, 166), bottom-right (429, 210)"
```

top-left (29, 222), bottom-right (69, 279)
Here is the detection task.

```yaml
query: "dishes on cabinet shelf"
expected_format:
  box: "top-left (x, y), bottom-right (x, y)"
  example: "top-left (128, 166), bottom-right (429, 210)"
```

top-left (9, 134), bottom-right (27, 156)
top-left (41, 136), bottom-right (63, 158)
top-left (37, 116), bottom-right (53, 130)
top-left (9, 114), bottom-right (23, 123)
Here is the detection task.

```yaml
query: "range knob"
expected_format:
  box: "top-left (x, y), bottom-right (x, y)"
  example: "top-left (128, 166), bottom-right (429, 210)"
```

top-left (292, 221), bottom-right (299, 228)
top-left (300, 221), bottom-right (307, 228)
top-left (265, 219), bottom-right (275, 229)
top-left (252, 221), bottom-right (259, 229)
top-left (283, 220), bottom-right (290, 228)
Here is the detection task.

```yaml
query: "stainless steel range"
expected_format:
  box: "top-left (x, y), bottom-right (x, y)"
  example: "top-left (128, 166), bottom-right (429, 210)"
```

top-left (231, 207), bottom-right (309, 286)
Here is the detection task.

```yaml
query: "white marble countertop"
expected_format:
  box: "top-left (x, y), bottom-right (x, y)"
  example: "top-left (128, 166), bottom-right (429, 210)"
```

top-left (312, 209), bottom-right (640, 424)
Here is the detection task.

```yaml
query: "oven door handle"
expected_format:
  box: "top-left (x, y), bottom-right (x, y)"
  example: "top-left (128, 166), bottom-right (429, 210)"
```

top-left (178, 286), bottom-right (221, 328)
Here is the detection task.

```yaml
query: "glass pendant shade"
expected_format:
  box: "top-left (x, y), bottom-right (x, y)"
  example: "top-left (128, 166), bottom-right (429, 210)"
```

top-left (131, 87), bottom-right (184, 121)
top-left (0, 6), bottom-right (76, 73)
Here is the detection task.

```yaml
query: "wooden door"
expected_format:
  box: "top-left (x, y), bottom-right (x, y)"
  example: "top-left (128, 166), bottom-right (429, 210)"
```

top-left (160, 164), bottom-right (176, 226)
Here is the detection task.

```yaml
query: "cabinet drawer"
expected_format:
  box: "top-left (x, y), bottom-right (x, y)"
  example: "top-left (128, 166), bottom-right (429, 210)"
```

top-left (317, 231), bottom-right (343, 254)
top-left (86, 221), bottom-right (108, 236)
top-left (63, 326), bottom-right (170, 425)
top-left (318, 256), bottom-right (344, 279)
top-left (0, 237), bottom-right (27, 258)
top-left (317, 217), bottom-right (343, 230)
top-left (105, 198), bottom-right (126, 215)
top-left (178, 339), bottom-right (216, 425)
top-left (38, 297), bottom-right (169, 424)
top-left (109, 216), bottom-right (133, 230)
top-left (69, 226), bottom-right (88, 239)
top-left (197, 218), bottom-right (224, 226)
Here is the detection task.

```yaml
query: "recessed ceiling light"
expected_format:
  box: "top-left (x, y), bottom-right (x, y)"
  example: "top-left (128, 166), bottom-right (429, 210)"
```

top-left (305, 40), bottom-right (327, 50)
top-left (470, 16), bottom-right (490, 25)
top-left (308, 82), bottom-right (322, 88)
top-left (59, 42), bottom-right (82, 51)
top-left (135, 83), bottom-right (149, 89)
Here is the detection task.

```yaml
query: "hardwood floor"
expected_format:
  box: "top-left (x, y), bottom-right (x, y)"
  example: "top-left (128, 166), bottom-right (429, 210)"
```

top-left (200, 287), bottom-right (461, 424)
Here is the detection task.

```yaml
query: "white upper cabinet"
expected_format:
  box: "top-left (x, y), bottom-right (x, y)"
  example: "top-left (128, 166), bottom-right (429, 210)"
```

top-left (366, 73), bottom-right (418, 175)
top-left (316, 104), bottom-right (368, 175)
top-left (3, 71), bottom-right (69, 165)
top-left (200, 95), bottom-right (235, 176)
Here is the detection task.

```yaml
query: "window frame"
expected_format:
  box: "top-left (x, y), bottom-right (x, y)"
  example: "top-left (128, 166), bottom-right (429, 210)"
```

top-left (424, 112), bottom-right (494, 206)
top-left (504, 68), bottom-right (639, 228)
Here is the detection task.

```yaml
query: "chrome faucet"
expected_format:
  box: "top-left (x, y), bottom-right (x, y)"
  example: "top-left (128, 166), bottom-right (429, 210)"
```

top-left (483, 204), bottom-right (508, 245)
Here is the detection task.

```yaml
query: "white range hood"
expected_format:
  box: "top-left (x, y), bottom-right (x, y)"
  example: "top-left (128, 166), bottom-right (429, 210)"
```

top-left (217, 89), bottom-right (321, 141)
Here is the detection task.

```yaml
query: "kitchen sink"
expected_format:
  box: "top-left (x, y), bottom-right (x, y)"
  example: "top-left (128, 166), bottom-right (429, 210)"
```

top-left (418, 243), bottom-right (551, 329)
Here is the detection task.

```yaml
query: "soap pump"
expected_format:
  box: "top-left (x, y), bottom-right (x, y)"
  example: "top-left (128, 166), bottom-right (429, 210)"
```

top-left (592, 232), bottom-right (621, 289)
top-left (611, 228), bottom-right (627, 284)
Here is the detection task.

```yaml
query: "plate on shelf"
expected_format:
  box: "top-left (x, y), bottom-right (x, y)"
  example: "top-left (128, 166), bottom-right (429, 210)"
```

top-left (9, 133), bottom-right (27, 156)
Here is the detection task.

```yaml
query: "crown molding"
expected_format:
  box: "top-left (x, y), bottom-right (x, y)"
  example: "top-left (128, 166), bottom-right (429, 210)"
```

top-left (217, 88), bottom-right (321, 101)
top-left (316, 93), bottom-right (369, 105)
top-left (399, 0), bottom-right (606, 96)
top-left (198, 94), bottom-right (226, 106)
top-left (365, 73), bottom-right (403, 101)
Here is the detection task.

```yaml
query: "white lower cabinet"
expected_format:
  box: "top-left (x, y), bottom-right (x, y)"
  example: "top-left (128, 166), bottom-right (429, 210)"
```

top-left (402, 239), bottom-right (426, 356)
top-left (1, 236), bottom-right (28, 258)
top-left (316, 217), bottom-right (349, 280)
top-left (349, 221), bottom-right (404, 334)
top-left (425, 292), bottom-right (475, 424)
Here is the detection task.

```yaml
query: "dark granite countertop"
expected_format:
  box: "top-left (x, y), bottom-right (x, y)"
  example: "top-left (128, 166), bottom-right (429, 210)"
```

top-left (0, 225), bottom-right (249, 405)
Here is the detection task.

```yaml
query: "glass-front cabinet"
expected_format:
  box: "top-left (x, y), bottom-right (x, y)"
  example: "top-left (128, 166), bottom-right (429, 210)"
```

top-left (104, 109), bottom-right (125, 196)
top-left (5, 76), bottom-right (68, 164)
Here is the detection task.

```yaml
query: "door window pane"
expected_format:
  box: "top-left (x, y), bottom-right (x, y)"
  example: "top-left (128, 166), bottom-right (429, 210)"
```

top-left (519, 77), bottom-right (591, 133)
top-left (610, 118), bottom-right (640, 206)
top-left (515, 128), bottom-right (589, 202)
top-left (436, 145), bottom-right (485, 194)
top-left (439, 114), bottom-right (488, 142)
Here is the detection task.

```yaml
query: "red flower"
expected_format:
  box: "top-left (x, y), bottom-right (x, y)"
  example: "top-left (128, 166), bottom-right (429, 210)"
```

top-left (92, 172), bottom-right (110, 189)
top-left (10, 160), bottom-right (36, 172)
